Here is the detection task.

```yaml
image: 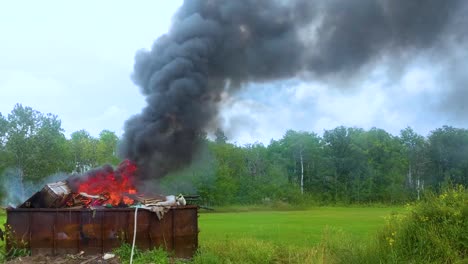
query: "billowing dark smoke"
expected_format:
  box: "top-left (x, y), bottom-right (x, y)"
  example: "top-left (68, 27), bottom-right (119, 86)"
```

top-left (120, 0), bottom-right (466, 179)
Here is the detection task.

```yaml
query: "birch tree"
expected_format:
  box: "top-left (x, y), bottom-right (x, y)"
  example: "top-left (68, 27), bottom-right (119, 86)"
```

top-left (279, 130), bottom-right (321, 194)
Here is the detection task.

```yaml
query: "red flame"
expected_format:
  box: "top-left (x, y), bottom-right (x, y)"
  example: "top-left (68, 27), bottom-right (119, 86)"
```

top-left (76, 160), bottom-right (138, 206)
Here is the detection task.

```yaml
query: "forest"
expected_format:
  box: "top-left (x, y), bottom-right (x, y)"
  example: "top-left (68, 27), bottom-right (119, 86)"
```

top-left (1, 104), bottom-right (467, 206)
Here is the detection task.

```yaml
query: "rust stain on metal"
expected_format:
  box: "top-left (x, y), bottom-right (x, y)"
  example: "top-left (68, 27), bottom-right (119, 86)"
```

top-left (6, 206), bottom-right (198, 258)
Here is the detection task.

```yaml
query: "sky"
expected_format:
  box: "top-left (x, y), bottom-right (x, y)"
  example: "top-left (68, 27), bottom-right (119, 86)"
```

top-left (1, 1), bottom-right (467, 145)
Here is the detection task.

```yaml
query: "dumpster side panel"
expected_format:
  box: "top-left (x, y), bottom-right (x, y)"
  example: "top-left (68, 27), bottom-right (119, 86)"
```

top-left (6, 206), bottom-right (198, 258)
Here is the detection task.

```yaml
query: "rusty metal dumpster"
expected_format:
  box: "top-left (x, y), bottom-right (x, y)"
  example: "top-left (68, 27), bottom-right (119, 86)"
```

top-left (5, 206), bottom-right (198, 258)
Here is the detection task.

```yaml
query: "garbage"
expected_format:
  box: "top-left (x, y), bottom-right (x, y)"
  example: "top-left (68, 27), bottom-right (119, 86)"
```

top-left (102, 253), bottom-right (115, 260)
top-left (15, 160), bottom-right (195, 220)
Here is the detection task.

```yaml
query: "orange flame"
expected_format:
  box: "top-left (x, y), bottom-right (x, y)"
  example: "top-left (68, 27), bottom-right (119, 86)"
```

top-left (76, 160), bottom-right (138, 206)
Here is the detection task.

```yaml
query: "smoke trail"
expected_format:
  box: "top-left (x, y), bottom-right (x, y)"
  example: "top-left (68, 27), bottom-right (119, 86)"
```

top-left (120, 0), bottom-right (466, 179)
top-left (0, 168), bottom-right (69, 206)
top-left (0, 168), bottom-right (25, 206)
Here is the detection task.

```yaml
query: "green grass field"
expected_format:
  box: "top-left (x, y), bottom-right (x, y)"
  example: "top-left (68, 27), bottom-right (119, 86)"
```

top-left (199, 206), bottom-right (402, 248)
top-left (0, 207), bottom-right (403, 263)
top-left (0, 207), bottom-right (400, 248)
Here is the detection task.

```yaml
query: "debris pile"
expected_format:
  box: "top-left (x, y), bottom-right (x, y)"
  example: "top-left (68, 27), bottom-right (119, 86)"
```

top-left (17, 160), bottom-right (191, 219)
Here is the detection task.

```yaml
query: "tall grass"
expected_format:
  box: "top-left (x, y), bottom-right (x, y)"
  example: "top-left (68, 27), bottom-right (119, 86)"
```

top-left (113, 243), bottom-right (172, 264)
top-left (0, 210), bottom-right (5, 263)
top-left (0, 209), bottom-right (6, 263)
top-left (317, 185), bottom-right (468, 263)
top-left (113, 239), bottom-right (325, 264)
top-left (374, 185), bottom-right (468, 263)
top-left (193, 238), bottom-right (276, 264)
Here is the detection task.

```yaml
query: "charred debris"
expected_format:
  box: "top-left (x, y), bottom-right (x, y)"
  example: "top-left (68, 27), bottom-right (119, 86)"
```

top-left (13, 160), bottom-right (199, 220)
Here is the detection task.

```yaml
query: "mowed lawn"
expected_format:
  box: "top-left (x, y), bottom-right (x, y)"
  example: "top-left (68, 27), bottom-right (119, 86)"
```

top-left (199, 207), bottom-right (402, 247)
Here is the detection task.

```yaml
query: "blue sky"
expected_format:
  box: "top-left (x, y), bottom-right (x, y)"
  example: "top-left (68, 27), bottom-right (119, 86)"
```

top-left (1, 1), bottom-right (466, 145)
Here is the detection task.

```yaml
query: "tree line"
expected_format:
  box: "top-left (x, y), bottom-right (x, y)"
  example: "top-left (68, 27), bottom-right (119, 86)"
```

top-left (0, 104), bottom-right (120, 203)
top-left (1, 104), bottom-right (467, 205)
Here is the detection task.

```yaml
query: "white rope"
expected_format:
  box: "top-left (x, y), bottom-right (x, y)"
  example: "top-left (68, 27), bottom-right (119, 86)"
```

top-left (130, 206), bottom-right (138, 264)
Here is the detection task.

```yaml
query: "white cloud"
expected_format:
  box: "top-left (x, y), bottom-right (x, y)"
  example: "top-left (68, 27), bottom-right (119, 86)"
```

top-left (219, 57), bottom-right (463, 145)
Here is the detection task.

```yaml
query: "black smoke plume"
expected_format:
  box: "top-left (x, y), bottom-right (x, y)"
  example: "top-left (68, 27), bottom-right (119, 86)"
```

top-left (120, 0), bottom-right (466, 179)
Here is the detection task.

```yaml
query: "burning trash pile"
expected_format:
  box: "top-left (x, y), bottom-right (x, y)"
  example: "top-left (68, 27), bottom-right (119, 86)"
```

top-left (18, 160), bottom-right (188, 219)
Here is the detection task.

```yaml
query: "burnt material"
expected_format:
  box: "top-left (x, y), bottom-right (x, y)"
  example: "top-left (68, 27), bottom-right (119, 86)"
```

top-left (19, 181), bottom-right (71, 208)
top-left (5, 206), bottom-right (198, 258)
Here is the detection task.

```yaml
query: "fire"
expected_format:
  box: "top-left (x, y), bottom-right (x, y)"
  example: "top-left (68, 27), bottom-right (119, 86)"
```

top-left (75, 159), bottom-right (138, 206)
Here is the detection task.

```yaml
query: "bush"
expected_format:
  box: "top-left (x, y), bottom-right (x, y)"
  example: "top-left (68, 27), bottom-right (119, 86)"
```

top-left (1, 223), bottom-right (30, 261)
top-left (374, 186), bottom-right (468, 263)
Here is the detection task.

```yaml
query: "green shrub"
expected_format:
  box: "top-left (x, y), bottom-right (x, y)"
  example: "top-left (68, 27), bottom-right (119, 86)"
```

top-left (1, 223), bottom-right (30, 261)
top-left (375, 185), bottom-right (468, 263)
